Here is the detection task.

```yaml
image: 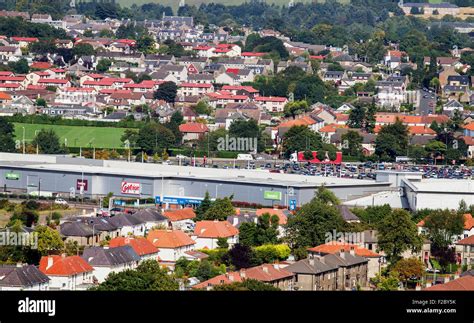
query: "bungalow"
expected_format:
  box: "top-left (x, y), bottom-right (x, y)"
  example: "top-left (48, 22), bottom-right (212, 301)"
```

top-left (192, 220), bottom-right (239, 249)
top-left (39, 255), bottom-right (94, 290)
top-left (109, 236), bottom-right (160, 262)
top-left (0, 264), bottom-right (49, 291)
top-left (108, 213), bottom-right (147, 237)
top-left (179, 122), bottom-right (209, 143)
top-left (82, 246), bottom-right (140, 283)
top-left (146, 229), bottom-right (196, 263)
top-left (130, 208), bottom-right (168, 232)
top-left (163, 208), bottom-right (196, 230)
top-left (55, 87), bottom-right (97, 105)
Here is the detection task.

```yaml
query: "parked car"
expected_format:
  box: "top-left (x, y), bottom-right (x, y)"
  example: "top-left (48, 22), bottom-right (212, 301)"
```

top-left (54, 198), bottom-right (68, 206)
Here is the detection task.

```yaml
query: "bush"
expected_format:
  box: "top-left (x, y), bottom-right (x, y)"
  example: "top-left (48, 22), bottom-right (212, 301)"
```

top-left (253, 244), bottom-right (291, 264)
top-left (22, 200), bottom-right (40, 210)
top-left (0, 199), bottom-right (10, 209)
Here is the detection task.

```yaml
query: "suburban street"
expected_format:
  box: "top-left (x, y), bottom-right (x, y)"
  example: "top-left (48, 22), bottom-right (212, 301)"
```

top-left (418, 88), bottom-right (437, 115)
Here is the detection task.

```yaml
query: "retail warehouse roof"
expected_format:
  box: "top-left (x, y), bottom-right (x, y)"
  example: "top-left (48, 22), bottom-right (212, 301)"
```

top-left (0, 153), bottom-right (390, 189)
top-left (403, 179), bottom-right (474, 194)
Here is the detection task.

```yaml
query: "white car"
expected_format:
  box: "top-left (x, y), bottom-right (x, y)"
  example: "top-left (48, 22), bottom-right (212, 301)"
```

top-left (54, 198), bottom-right (68, 206)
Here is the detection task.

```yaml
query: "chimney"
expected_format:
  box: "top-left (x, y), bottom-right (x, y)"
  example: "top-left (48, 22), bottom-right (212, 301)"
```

top-left (273, 264), bottom-right (279, 270)
top-left (228, 274), bottom-right (234, 281)
top-left (240, 269), bottom-right (246, 278)
top-left (262, 265), bottom-right (269, 273)
top-left (16, 262), bottom-right (23, 268)
top-left (349, 246), bottom-right (355, 256)
top-left (233, 217), bottom-right (238, 226)
top-left (340, 251), bottom-right (345, 259)
top-left (444, 276), bottom-right (450, 283)
top-left (46, 256), bottom-right (54, 270)
top-left (309, 254), bottom-right (315, 266)
top-left (61, 253), bottom-right (66, 258)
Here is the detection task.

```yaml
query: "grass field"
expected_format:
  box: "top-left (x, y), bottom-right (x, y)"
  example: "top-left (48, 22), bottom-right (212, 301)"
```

top-left (13, 123), bottom-right (129, 149)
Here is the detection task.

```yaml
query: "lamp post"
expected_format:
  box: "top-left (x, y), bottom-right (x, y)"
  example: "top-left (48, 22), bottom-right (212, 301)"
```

top-left (21, 126), bottom-right (25, 154)
top-left (34, 130), bottom-right (40, 154)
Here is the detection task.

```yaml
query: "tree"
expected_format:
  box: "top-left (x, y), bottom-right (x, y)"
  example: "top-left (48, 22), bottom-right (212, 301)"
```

top-left (377, 209), bottom-right (422, 264)
top-left (94, 260), bottom-right (179, 291)
top-left (35, 98), bottom-right (47, 107)
top-left (154, 81), bottom-right (177, 103)
top-left (32, 129), bottom-right (66, 154)
top-left (352, 204), bottom-right (392, 227)
top-left (347, 104), bottom-right (365, 129)
top-left (285, 187), bottom-right (345, 258)
top-left (165, 110), bottom-right (183, 145)
top-left (137, 35), bottom-right (156, 54)
top-left (226, 243), bottom-right (256, 269)
top-left (282, 125), bottom-right (323, 158)
top-left (425, 140), bottom-right (446, 164)
top-left (72, 43), bottom-right (96, 58)
top-left (228, 119), bottom-right (265, 152)
top-left (195, 191), bottom-right (212, 220)
top-left (136, 122), bottom-right (175, 154)
top-left (392, 258), bottom-right (424, 287)
top-left (0, 117), bottom-right (16, 152)
top-left (8, 58), bottom-right (29, 74)
top-left (283, 100), bottom-right (310, 119)
top-left (375, 119), bottom-right (409, 161)
top-left (217, 237), bottom-right (229, 249)
top-left (341, 130), bottom-right (363, 157)
top-left (371, 272), bottom-right (400, 291)
top-left (212, 279), bottom-right (280, 291)
top-left (239, 213), bottom-right (279, 247)
top-left (96, 59), bottom-right (112, 73)
top-left (34, 225), bottom-right (64, 256)
top-left (423, 209), bottom-right (464, 252)
top-left (194, 101), bottom-right (212, 115)
top-left (203, 197), bottom-right (235, 221)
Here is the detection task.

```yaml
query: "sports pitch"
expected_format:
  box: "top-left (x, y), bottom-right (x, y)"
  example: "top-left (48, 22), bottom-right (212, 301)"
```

top-left (13, 123), bottom-right (129, 149)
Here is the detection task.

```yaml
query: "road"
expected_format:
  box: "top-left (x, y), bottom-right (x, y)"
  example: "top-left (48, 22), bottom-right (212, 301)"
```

top-left (418, 88), bottom-right (437, 115)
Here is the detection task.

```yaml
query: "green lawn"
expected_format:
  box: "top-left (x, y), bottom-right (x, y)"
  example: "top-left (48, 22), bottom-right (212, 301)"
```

top-left (13, 123), bottom-right (129, 149)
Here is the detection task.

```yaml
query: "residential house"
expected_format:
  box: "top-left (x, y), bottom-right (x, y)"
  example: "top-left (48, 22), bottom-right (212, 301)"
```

top-left (193, 264), bottom-right (295, 290)
top-left (192, 220), bottom-right (239, 249)
top-left (147, 229), bottom-right (196, 263)
top-left (108, 213), bottom-right (146, 237)
top-left (254, 96), bottom-right (288, 113)
top-left (163, 208), bottom-right (196, 230)
top-left (130, 208), bottom-right (168, 232)
top-left (179, 122), bottom-right (209, 143)
top-left (0, 264), bottom-right (49, 291)
top-left (109, 237), bottom-right (160, 262)
top-left (82, 246), bottom-right (140, 283)
top-left (308, 242), bottom-right (382, 278)
top-left (39, 255), bottom-right (94, 290)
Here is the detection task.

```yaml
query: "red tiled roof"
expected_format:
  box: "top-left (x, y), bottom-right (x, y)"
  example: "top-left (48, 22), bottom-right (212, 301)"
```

top-left (241, 52), bottom-right (265, 57)
top-left (0, 91), bottom-right (12, 100)
top-left (464, 123), bottom-right (474, 131)
top-left (109, 236), bottom-right (159, 256)
top-left (222, 85), bottom-right (259, 93)
top-left (37, 78), bottom-right (69, 84)
top-left (408, 126), bottom-right (436, 135)
top-left (278, 116), bottom-right (317, 128)
top-left (254, 96), bottom-right (287, 102)
top-left (147, 230), bottom-right (195, 248)
top-left (163, 208), bottom-right (196, 221)
top-left (308, 241), bottom-right (381, 258)
top-left (193, 264), bottom-right (293, 289)
top-left (319, 123), bottom-right (347, 133)
top-left (424, 276), bottom-right (474, 291)
top-left (226, 68), bottom-right (239, 75)
top-left (194, 220), bottom-right (239, 238)
top-left (12, 36), bottom-right (38, 42)
top-left (179, 82), bottom-right (212, 88)
top-left (39, 255), bottom-right (93, 276)
top-left (31, 62), bottom-right (52, 69)
top-left (179, 122), bottom-right (209, 133)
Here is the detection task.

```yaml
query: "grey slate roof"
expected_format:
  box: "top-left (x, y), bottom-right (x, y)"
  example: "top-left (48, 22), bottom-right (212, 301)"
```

top-left (285, 257), bottom-right (337, 275)
top-left (60, 221), bottom-right (95, 237)
top-left (323, 252), bottom-right (368, 267)
top-left (0, 264), bottom-right (49, 288)
top-left (132, 208), bottom-right (167, 223)
top-left (82, 246), bottom-right (140, 267)
top-left (335, 205), bottom-right (360, 222)
top-left (108, 213), bottom-right (145, 228)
